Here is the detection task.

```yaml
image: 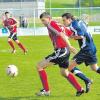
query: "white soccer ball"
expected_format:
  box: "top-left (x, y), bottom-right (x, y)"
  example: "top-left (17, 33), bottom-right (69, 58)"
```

top-left (6, 65), bottom-right (18, 77)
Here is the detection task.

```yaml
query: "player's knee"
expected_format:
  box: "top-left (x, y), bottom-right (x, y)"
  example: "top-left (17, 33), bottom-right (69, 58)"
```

top-left (60, 68), bottom-right (69, 77)
top-left (15, 40), bottom-right (20, 44)
top-left (60, 71), bottom-right (65, 77)
top-left (91, 64), bottom-right (98, 72)
top-left (37, 62), bottom-right (43, 71)
top-left (8, 38), bottom-right (11, 42)
top-left (68, 60), bottom-right (77, 72)
top-left (91, 67), bottom-right (96, 71)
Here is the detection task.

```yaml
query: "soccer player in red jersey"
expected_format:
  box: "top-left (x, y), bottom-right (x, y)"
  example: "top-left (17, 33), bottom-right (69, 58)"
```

top-left (36, 12), bottom-right (85, 96)
top-left (3, 12), bottom-right (27, 54)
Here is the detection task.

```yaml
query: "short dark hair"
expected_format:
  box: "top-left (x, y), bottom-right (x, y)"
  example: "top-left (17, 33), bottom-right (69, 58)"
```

top-left (5, 11), bottom-right (9, 15)
top-left (62, 13), bottom-right (75, 20)
top-left (40, 12), bottom-right (51, 19)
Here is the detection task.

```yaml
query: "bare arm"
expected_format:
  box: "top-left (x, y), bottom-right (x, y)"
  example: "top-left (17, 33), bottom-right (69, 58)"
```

top-left (71, 35), bottom-right (84, 40)
top-left (60, 32), bottom-right (77, 54)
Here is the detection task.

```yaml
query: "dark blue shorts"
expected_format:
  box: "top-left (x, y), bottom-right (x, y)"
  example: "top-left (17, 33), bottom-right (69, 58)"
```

top-left (8, 33), bottom-right (18, 41)
top-left (73, 49), bottom-right (97, 66)
top-left (45, 48), bottom-right (70, 68)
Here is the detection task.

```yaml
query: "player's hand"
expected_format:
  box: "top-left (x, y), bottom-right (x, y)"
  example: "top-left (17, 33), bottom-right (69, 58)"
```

top-left (69, 45), bottom-right (77, 54)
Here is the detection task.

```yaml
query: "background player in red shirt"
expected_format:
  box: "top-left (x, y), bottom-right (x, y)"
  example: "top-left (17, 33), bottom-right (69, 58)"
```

top-left (3, 12), bottom-right (27, 54)
top-left (36, 12), bottom-right (84, 96)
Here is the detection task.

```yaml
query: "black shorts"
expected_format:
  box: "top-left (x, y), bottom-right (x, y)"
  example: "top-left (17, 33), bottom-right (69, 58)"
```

top-left (8, 33), bottom-right (18, 41)
top-left (45, 48), bottom-right (70, 68)
top-left (73, 49), bottom-right (97, 66)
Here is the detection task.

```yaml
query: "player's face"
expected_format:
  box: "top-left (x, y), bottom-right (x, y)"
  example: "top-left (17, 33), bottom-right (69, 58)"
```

top-left (5, 13), bottom-right (10, 19)
top-left (62, 17), bottom-right (72, 26)
top-left (40, 17), bottom-right (50, 26)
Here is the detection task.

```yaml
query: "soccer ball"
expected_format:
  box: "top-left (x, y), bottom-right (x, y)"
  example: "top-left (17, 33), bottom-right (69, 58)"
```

top-left (6, 65), bottom-right (18, 77)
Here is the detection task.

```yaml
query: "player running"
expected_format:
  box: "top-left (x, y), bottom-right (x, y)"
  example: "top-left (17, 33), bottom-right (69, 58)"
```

top-left (62, 13), bottom-right (100, 80)
top-left (2, 12), bottom-right (27, 54)
top-left (36, 12), bottom-right (86, 97)
top-left (62, 26), bottom-right (92, 93)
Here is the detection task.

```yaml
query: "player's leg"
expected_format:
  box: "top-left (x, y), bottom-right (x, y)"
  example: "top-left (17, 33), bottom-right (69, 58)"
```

top-left (68, 50), bottom-right (92, 93)
top-left (71, 67), bottom-right (92, 93)
top-left (68, 49), bottom-right (89, 72)
top-left (84, 50), bottom-right (100, 73)
top-left (71, 67), bottom-right (91, 83)
top-left (15, 40), bottom-right (27, 53)
top-left (60, 68), bottom-right (84, 96)
top-left (56, 48), bottom-right (84, 96)
top-left (36, 59), bottom-right (53, 96)
top-left (68, 60), bottom-right (77, 71)
top-left (13, 34), bottom-right (27, 54)
top-left (60, 48), bottom-right (91, 92)
top-left (8, 34), bottom-right (16, 53)
top-left (90, 64), bottom-right (100, 74)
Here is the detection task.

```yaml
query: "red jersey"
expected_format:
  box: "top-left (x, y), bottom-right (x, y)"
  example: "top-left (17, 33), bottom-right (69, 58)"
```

top-left (3, 18), bottom-right (17, 33)
top-left (61, 26), bottom-right (73, 37)
top-left (47, 20), bottom-right (73, 49)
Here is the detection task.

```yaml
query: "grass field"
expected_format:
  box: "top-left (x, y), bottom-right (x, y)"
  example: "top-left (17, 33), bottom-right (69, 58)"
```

top-left (45, 0), bottom-right (100, 8)
top-left (0, 35), bottom-right (100, 100)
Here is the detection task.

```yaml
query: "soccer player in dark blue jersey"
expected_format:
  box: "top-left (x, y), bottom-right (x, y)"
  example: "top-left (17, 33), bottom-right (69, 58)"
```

top-left (62, 13), bottom-right (100, 82)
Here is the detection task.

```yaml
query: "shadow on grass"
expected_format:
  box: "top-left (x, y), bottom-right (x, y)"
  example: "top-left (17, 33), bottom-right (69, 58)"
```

top-left (0, 96), bottom-right (37, 100)
top-left (0, 95), bottom-right (76, 100)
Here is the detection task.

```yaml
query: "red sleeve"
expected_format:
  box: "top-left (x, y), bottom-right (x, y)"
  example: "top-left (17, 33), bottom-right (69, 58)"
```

top-left (65, 27), bottom-right (73, 37)
top-left (48, 21), bottom-right (62, 34)
top-left (11, 18), bottom-right (17, 24)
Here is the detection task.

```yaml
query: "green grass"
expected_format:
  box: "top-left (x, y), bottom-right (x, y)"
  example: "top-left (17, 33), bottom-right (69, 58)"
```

top-left (0, 35), bottom-right (100, 100)
top-left (89, 22), bottom-right (100, 26)
top-left (46, 0), bottom-right (100, 8)
top-left (45, 0), bottom-right (100, 8)
top-left (45, 0), bottom-right (77, 8)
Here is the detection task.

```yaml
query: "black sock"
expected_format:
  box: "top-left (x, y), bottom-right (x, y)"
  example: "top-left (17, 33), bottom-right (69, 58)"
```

top-left (71, 67), bottom-right (90, 83)
top-left (97, 67), bottom-right (100, 74)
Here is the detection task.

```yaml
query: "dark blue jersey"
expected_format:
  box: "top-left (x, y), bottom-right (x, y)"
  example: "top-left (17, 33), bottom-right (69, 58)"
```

top-left (70, 19), bottom-right (96, 52)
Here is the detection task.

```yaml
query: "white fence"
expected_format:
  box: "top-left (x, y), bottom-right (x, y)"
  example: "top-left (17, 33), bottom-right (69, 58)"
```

top-left (0, 7), bottom-right (100, 36)
top-left (0, 26), bottom-right (100, 37)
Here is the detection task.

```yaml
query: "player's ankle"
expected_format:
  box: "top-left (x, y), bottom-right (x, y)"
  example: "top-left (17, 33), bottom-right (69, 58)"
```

top-left (96, 67), bottom-right (100, 73)
top-left (78, 88), bottom-right (84, 92)
top-left (45, 89), bottom-right (50, 92)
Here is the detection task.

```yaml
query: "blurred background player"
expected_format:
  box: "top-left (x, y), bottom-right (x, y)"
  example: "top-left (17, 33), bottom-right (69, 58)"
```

top-left (2, 12), bottom-right (27, 54)
top-left (36, 12), bottom-right (85, 97)
top-left (62, 13), bottom-right (100, 81)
